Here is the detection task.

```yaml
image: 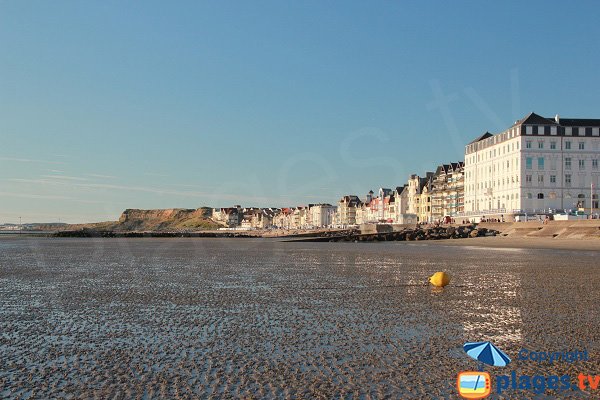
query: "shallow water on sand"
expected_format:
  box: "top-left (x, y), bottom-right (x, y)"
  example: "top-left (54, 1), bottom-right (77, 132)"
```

top-left (0, 238), bottom-right (599, 398)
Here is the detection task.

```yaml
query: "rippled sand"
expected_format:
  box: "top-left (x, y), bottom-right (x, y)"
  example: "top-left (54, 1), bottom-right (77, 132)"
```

top-left (0, 238), bottom-right (599, 398)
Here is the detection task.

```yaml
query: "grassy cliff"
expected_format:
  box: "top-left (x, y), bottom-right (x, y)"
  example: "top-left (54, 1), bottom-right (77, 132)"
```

top-left (68, 207), bottom-right (222, 232)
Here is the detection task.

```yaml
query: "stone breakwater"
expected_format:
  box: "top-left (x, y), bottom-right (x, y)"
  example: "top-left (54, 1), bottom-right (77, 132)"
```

top-left (288, 225), bottom-right (498, 242)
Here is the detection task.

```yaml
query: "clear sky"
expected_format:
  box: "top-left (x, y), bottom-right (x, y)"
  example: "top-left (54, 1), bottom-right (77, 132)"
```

top-left (1, 1), bottom-right (600, 223)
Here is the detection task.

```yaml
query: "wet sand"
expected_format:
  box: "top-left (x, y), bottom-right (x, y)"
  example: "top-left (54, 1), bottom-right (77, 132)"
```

top-left (1, 237), bottom-right (599, 398)
top-left (424, 236), bottom-right (600, 251)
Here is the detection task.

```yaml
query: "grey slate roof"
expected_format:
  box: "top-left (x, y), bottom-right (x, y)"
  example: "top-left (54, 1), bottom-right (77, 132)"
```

top-left (468, 132), bottom-right (493, 144)
top-left (513, 112), bottom-right (556, 126)
top-left (558, 118), bottom-right (600, 127)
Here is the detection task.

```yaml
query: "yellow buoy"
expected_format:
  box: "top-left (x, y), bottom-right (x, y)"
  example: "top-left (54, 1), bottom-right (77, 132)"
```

top-left (429, 271), bottom-right (451, 287)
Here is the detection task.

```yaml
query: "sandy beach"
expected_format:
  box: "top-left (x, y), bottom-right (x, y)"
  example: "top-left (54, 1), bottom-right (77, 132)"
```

top-left (422, 235), bottom-right (600, 251)
top-left (1, 237), bottom-right (599, 398)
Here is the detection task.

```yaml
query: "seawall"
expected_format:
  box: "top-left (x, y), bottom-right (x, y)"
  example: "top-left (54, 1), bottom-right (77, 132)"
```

top-left (478, 220), bottom-right (600, 239)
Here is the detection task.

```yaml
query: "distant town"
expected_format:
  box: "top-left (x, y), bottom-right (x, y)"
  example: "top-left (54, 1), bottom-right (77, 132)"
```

top-left (3, 112), bottom-right (600, 232)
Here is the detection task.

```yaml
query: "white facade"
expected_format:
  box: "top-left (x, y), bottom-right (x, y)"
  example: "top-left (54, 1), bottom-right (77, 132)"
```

top-left (464, 113), bottom-right (600, 216)
top-left (308, 204), bottom-right (336, 227)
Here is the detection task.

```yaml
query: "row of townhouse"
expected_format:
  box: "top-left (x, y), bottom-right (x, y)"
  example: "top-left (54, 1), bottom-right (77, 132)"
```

top-left (335, 163), bottom-right (464, 225)
top-left (213, 204), bottom-right (337, 230)
top-left (272, 204), bottom-right (337, 229)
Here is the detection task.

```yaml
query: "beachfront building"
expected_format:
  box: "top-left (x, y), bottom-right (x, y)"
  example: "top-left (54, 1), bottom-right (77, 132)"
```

top-left (336, 195), bottom-right (362, 226)
top-left (389, 174), bottom-right (432, 224)
top-left (390, 186), bottom-right (408, 221)
top-left (464, 112), bottom-right (600, 218)
top-left (241, 208), bottom-right (273, 229)
top-left (415, 178), bottom-right (433, 223)
top-left (359, 188), bottom-right (394, 223)
top-left (308, 204), bottom-right (337, 227)
top-left (212, 206), bottom-right (243, 227)
top-left (291, 206), bottom-right (309, 228)
top-left (430, 162), bottom-right (464, 221)
top-left (273, 208), bottom-right (293, 229)
top-left (377, 188), bottom-right (393, 221)
top-left (355, 191), bottom-right (372, 224)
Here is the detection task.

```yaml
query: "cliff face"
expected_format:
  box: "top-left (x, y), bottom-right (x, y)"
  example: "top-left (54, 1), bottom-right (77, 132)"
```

top-left (119, 208), bottom-right (209, 223)
top-left (112, 207), bottom-right (222, 231)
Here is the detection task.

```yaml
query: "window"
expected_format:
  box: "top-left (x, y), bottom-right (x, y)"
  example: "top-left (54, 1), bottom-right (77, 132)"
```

top-left (565, 174), bottom-right (572, 186)
top-left (526, 157), bottom-right (533, 169)
top-left (579, 159), bottom-right (585, 170)
top-left (550, 141), bottom-right (557, 149)
top-left (538, 157), bottom-right (544, 170)
top-left (538, 141), bottom-right (544, 149)
top-left (538, 175), bottom-right (544, 184)
top-left (579, 142), bottom-right (585, 150)
top-left (526, 141), bottom-right (532, 149)
top-left (565, 141), bottom-right (572, 150)
top-left (565, 158), bottom-right (572, 170)
top-left (550, 175), bottom-right (556, 183)
top-left (526, 174), bottom-right (532, 183)
top-left (537, 193), bottom-right (544, 199)
top-left (549, 192), bottom-right (557, 199)
top-left (527, 193), bottom-right (533, 199)
top-left (594, 159), bottom-right (599, 170)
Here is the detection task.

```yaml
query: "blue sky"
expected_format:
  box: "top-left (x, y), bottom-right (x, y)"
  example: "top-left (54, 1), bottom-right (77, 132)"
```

top-left (1, 1), bottom-right (600, 223)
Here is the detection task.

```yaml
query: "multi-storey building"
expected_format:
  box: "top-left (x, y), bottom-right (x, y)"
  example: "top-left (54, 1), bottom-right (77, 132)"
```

top-left (336, 195), bottom-right (362, 226)
top-left (464, 112), bottom-right (600, 217)
top-left (430, 162), bottom-right (464, 220)
top-left (415, 178), bottom-right (433, 223)
top-left (308, 204), bottom-right (337, 227)
top-left (273, 208), bottom-right (293, 229)
top-left (212, 206), bottom-right (243, 227)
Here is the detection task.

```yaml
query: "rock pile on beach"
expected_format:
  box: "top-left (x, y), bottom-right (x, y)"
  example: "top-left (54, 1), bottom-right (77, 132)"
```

top-left (310, 225), bottom-right (499, 242)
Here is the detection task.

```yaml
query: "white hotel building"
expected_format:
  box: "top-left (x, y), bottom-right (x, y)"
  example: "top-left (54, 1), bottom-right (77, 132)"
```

top-left (464, 112), bottom-right (600, 217)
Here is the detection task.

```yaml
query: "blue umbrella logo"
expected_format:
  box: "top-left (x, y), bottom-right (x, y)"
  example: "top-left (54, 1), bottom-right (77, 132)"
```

top-left (463, 341), bottom-right (511, 367)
